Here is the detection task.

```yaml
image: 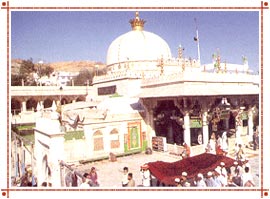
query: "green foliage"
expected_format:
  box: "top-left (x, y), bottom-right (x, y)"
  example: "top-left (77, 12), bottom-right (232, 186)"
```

top-left (109, 92), bottom-right (122, 98)
top-left (64, 130), bottom-right (84, 141)
top-left (16, 125), bottom-right (35, 131)
top-left (12, 58), bottom-right (37, 86)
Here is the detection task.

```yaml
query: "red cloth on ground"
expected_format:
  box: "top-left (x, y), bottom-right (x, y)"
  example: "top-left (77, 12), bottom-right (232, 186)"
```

top-left (147, 153), bottom-right (235, 186)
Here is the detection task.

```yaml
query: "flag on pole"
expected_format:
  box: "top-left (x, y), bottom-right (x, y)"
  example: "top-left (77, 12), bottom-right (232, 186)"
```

top-left (194, 37), bottom-right (198, 42)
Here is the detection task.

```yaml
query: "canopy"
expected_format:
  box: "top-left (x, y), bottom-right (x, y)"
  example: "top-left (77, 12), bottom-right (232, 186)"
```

top-left (147, 153), bottom-right (237, 186)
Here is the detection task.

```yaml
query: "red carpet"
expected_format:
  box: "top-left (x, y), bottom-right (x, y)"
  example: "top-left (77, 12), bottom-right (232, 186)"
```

top-left (147, 153), bottom-right (236, 186)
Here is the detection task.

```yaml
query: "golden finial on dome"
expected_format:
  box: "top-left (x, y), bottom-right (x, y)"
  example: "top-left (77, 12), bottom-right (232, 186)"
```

top-left (129, 11), bottom-right (146, 31)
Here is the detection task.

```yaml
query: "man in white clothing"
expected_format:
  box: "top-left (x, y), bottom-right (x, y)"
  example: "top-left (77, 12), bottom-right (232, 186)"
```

top-left (241, 167), bottom-right (255, 187)
top-left (140, 164), bottom-right (151, 187)
top-left (122, 167), bottom-right (129, 187)
top-left (220, 162), bottom-right (228, 186)
top-left (196, 173), bottom-right (206, 187)
top-left (79, 177), bottom-right (90, 188)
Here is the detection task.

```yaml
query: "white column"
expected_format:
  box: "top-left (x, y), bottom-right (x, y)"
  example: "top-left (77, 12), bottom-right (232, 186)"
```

top-left (202, 111), bottom-right (209, 146)
top-left (183, 112), bottom-right (191, 146)
top-left (248, 110), bottom-right (254, 143)
top-left (147, 110), bottom-right (155, 148)
top-left (22, 101), bottom-right (27, 112)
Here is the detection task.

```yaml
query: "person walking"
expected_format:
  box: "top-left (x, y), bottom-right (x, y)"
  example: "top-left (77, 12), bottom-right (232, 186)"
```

top-left (236, 144), bottom-right (245, 161)
top-left (252, 131), bottom-right (259, 150)
top-left (221, 132), bottom-right (228, 155)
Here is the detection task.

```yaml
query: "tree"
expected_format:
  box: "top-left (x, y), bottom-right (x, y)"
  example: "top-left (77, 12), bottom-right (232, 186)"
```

top-left (11, 58), bottom-right (37, 86)
top-left (37, 64), bottom-right (54, 77)
top-left (73, 68), bottom-right (93, 86)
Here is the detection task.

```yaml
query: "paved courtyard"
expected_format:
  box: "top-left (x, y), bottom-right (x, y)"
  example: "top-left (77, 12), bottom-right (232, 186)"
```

top-left (72, 134), bottom-right (260, 188)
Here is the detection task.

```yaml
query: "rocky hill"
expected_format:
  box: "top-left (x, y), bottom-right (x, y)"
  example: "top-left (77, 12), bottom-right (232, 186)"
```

top-left (50, 60), bottom-right (106, 73)
top-left (11, 59), bottom-right (106, 75)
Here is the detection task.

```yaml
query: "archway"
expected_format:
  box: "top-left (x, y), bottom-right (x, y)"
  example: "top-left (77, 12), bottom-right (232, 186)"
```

top-left (11, 98), bottom-right (21, 115)
top-left (43, 98), bottom-right (53, 108)
top-left (76, 96), bottom-right (85, 102)
top-left (61, 98), bottom-right (69, 105)
top-left (154, 100), bottom-right (184, 145)
top-left (41, 154), bottom-right (51, 185)
top-left (26, 98), bottom-right (37, 111)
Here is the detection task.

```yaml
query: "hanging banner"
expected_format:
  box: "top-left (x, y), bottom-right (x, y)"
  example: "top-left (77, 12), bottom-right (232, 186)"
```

top-left (190, 118), bottom-right (202, 128)
top-left (220, 110), bottom-right (230, 120)
top-left (241, 111), bottom-right (248, 120)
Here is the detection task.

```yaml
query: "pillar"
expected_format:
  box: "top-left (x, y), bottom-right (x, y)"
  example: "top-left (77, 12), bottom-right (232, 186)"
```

top-left (22, 101), bottom-right (27, 112)
top-left (183, 112), bottom-right (191, 146)
top-left (248, 109), bottom-right (254, 143)
top-left (56, 100), bottom-right (61, 106)
top-left (71, 79), bottom-right (74, 86)
top-left (147, 109), bottom-right (155, 147)
top-left (40, 101), bottom-right (44, 110)
top-left (202, 111), bottom-right (209, 146)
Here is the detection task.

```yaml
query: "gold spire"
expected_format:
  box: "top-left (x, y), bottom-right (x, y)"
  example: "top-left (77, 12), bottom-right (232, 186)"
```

top-left (129, 11), bottom-right (146, 31)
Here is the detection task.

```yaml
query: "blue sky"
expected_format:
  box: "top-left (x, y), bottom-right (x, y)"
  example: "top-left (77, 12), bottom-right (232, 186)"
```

top-left (11, 11), bottom-right (259, 72)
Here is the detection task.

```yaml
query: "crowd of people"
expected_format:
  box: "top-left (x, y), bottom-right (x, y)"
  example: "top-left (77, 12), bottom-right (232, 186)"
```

top-left (173, 160), bottom-right (255, 187)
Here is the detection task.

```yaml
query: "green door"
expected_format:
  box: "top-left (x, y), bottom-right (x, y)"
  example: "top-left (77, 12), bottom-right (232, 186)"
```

top-left (130, 126), bottom-right (140, 149)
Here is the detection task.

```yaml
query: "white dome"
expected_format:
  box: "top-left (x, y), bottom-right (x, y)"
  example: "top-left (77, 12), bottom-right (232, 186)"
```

top-left (106, 30), bottom-right (172, 66)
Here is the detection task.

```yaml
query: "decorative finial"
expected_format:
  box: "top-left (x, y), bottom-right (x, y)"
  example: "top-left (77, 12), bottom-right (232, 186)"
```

top-left (135, 11), bottom-right (139, 19)
top-left (129, 11), bottom-right (146, 31)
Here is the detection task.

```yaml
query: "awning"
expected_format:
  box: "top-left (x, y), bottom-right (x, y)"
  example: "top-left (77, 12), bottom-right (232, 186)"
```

top-left (147, 153), bottom-right (238, 186)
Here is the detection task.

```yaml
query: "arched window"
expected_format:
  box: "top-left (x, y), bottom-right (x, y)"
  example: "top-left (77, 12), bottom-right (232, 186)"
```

top-left (93, 130), bottom-right (104, 151)
top-left (76, 96), bottom-right (85, 102)
top-left (11, 98), bottom-right (21, 115)
top-left (43, 98), bottom-right (53, 108)
top-left (110, 128), bottom-right (120, 149)
top-left (26, 98), bottom-right (37, 111)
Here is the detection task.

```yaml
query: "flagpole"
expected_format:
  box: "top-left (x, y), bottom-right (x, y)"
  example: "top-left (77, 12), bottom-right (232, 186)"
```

top-left (194, 18), bottom-right (201, 64)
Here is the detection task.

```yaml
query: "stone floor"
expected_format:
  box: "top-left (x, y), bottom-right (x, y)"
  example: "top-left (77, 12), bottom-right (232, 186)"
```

top-left (71, 134), bottom-right (260, 188)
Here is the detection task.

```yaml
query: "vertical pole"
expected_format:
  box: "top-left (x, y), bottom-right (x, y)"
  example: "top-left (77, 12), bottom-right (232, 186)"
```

top-left (194, 18), bottom-right (201, 64)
